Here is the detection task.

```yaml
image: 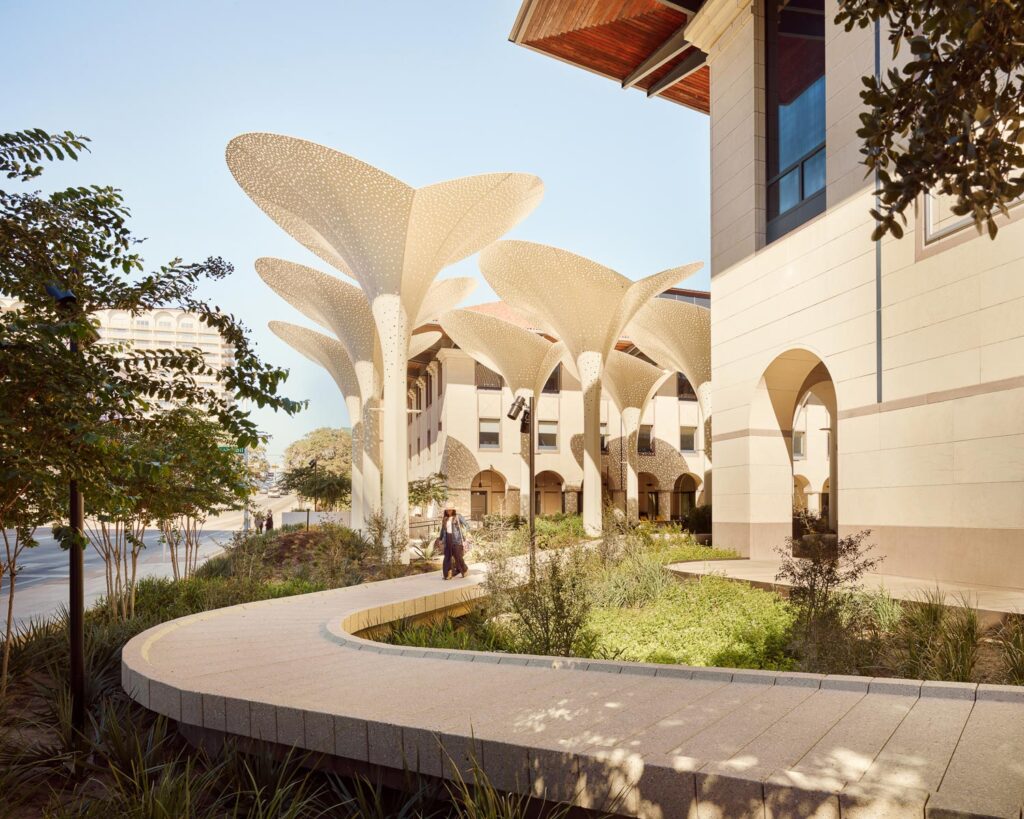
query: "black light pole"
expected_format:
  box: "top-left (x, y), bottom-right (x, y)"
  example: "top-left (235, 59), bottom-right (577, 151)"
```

top-left (508, 396), bottom-right (536, 578)
top-left (308, 458), bottom-right (318, 529)
top-left (47, 283), bottom-right (85, 737)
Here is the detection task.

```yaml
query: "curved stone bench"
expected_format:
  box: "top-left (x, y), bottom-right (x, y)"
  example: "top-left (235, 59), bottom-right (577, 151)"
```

top-left (122, 563), bottom-right (1024, 818)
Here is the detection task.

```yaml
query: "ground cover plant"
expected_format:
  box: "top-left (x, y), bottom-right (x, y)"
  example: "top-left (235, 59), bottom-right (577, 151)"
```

top-left (383, 517), bottom-right (1024, 686)
top-left (0, 524), bottom-right (569, 818)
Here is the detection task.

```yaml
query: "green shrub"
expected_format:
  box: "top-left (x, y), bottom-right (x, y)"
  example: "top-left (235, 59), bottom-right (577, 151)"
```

top-left (997, 615), bottom-right (1024, 685)
top-left (886, 589), bottom-right (980, 682)
top-left (588, 575), bottom-right (795, 669)
top-left (591, 542), bottom-right (672, 609)
top-left (683, 504), bottom-right (712, 534)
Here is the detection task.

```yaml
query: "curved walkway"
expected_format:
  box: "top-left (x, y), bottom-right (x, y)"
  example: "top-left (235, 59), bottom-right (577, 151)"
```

top-left (122, 562), bottom-right (1024, 818)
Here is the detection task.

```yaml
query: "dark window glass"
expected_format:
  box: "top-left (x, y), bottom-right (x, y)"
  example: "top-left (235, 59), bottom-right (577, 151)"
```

top-left (542, 364), bottom-right (561, 394)
top-left (677, 373), bottom-right (697, 401)
top-left (475, 362), bottom-right (502, 391)
top-left (425, 373), bottom-right (433, 407)
top-left (638, 424), bottom-right (654, 454)
top-left (766, 0), bottom-right (826, 241)
top-left (600, 422), bottom-right (608, 453)
top-left (538, 421), bottom-right (558, 450)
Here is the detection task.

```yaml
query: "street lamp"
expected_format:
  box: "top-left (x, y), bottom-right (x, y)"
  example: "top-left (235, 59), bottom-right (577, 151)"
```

top-left (507, 396), bottom-right (536, 578)
top-left (308, 458), bottom-right (318, 530)
top-left (47, 282), bottom-right (85, 738)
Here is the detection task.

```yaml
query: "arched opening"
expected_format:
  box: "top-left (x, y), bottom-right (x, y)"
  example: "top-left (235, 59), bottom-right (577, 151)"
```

top-left (638, 472), bottom-right (660, 520)
top-left (745, 348), bottom-right (838, 557)
top-left (821, 478), bottom-right (831, 522)
top-left (671, 474), bottom-right (701, 521)
top-left (469, 469), bottom-right (506, 520)
top-left (535, 470), bottom-right (565, 516)
top-left (793, 474), bottom-right (811, 511)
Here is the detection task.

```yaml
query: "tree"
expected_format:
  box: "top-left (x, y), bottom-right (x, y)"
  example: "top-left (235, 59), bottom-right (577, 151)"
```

top-left (283, 427), bottom-right (352, 476)
top-left (149, 409), bottom-right (251, 581)
top-left (279, 461), bottom-right (351, 511)
top-left (837, 2), bottom-right (1024, 239)
top-left (0, 128), bottom-right (301, 612)
top-left (409, 472), bottom-right (448, 509)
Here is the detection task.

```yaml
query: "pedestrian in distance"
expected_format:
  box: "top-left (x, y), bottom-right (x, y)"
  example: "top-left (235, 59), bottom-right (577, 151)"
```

top-left (436, 506), bottom-right (470, 580)
top-left (265, 510), bottom-right (273, 532)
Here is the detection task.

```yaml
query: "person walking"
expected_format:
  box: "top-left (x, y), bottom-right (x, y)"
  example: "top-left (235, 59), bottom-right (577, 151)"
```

top-left (254, 510), bottom-right (265, 532)
top-left (265, 510), bottom-right (273, 532)
top-left (438, 506), bottom-right (470, 580)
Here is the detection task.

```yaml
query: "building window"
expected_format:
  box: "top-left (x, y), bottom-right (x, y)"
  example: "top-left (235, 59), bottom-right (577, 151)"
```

top-left (475, 362), bottom-right (502, 391)
top-left (542, 364), bottom-right (561, 394)
top-left (793, 430), bottom-right (806, 459)
top-left (427, 430), bottom-right (431, 449)
top-left (417, 437), bottom-right (421, 453)
top-left (157, 320), bottom-right (173, 329)
top-left (425, 373), bottom-right (433, 407)
top-left (538, 421), bottom-right (558, 450)
top-left (765, 0), bottom-right (826, 242)
top-left (680, 426), bottom-right (697, 452)
top-left (677, 373), bottom-right (697, 401)
top-left (600, 422), bottom-right (608, 453)
top-left (415, 387), bottom-right (422, 411)
top-left (438, 361), bottom-right (443, 390)
top-left (638, 424), bottom-right (654, 455)
top-left (478, 418), bottom-right (500, 449)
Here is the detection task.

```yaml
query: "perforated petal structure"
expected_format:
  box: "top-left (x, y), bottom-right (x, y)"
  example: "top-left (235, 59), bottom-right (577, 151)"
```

top-left (604, 351), bottom-right (672, 521)
top-left (439, 308), bottom-right (563, 517)
top-left (626, 296), bottom-right (712, 416)
top-left (480, 240), bottom-right (702, 533)
top-left (229, 133), bottom-right (543, 530)
top-left (269, 321), bottom-right (367, 529)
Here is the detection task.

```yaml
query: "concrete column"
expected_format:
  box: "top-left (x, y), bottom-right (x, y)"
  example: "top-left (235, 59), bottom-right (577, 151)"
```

top-left (519, 430), bottom-right (531, 519)
top-left (621, 407), bottom-right (641, 523)
top-left (576, 351), bottom-right (603, 535)
top-left (346, 395), bottom-right (364, 532)
top-left (657, 490), bottom-right (672, 522)
top-left (372, 293), bottom-right (409, 536)
top-left (361, 397), bottom-right (381, 518)
top-left (828, 416), bottom-right (839, 532)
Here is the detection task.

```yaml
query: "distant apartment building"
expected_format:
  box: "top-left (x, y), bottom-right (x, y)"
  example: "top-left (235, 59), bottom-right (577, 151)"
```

top-left (1, 298), bottom-right (234, 405)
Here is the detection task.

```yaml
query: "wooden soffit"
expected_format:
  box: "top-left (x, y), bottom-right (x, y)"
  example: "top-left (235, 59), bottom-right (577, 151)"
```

top-left (510, 0), bottom-right (710, 113)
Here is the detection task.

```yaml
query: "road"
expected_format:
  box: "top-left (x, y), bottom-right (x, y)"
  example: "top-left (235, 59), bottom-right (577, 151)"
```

top-left (1, 494), bottom-right (298, 629)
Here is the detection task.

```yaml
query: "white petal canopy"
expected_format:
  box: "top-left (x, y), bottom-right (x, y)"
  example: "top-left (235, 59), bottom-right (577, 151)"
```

top-left (626, 296), bottom-right (712, 411)
top-left (268, 321), bottom-right (360, 402)
top-left (603, 351), bottom-right (672, 415)
top-left (478, 240), bottom-right (702, 364)
top-left (228, 133), bottom-right (543, 322)
top-left (408, 330), bottom-right (442, 360)
top-left (438, 309), bottom-right (561, 397)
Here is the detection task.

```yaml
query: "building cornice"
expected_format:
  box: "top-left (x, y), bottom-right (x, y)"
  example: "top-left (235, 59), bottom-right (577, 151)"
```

top-left (685, 0), bottom-right (751, 53)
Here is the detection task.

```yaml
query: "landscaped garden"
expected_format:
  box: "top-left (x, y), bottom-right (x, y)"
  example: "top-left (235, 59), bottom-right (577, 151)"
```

top-left (385, 516), bottom-right (1024, 686)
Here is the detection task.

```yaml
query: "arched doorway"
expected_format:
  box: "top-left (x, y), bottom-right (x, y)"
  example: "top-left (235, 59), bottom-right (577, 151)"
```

top-left (638, 472), bottom-right (660, 520)
top-left (746, 349), bottom-right (839, 557)
top-left (672, 474), bottom-right (701, 521)
top-left (469, 469), bottom-right (507, 520)
top-left (793, 474), bottom-right (811, 511)
top-left (821, 478), bottom-right (831, 522)
top-left (535, 471), bottom-right (564, 516)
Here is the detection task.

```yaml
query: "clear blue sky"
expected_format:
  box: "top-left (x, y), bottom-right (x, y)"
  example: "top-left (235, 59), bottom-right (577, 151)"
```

top-left (3, 0), bottom-right (710, 462)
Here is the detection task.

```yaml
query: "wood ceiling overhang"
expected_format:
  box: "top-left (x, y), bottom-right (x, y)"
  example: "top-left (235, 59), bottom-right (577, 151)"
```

top-left (509, 0), bottom-right (710, 113)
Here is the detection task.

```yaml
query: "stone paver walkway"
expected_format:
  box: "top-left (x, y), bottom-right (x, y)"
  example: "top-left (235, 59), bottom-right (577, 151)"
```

top-left (669, 559), bottom-right (1024, 621)
top-left (122, 561), bottom-right (1024, 818)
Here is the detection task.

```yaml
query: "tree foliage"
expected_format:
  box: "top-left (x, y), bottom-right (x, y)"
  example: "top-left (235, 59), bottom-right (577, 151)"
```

top-left (837, 1), bottom-right (1024, 239)
top-left (282, 427), bottom-right (352, 476)
top-left (408, 472), bottom-right (448, 508)
top-left (279, 462), bottom-right (351, 511)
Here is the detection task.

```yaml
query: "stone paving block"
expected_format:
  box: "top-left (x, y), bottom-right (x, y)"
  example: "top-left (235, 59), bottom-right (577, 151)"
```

top-left (367, 720), bottom-right (405, 769)
top-left (576, 748), bottom-right (645, 813)
top-left (925, 790), bottom-right (1021, 819)
top-left (654, 665), bottom-right (694, 679)
top-left (920, 681), bottom-right (977, 701)
top-left (402, 724), bottom-right (442, 776)
top-left (439, 731), bottom-right (485, 783)
top-left (731, 669), bottom-right (778, 685)
top-left (696, 767), bottom-right (766, 819)
top-left (202, 694), bottom-right (227, 732)
top-left (822, 674), bottom-right (870, 692)
top-left (276, 706), bottom-right (305, 748)
top-left (225, 697), bottom-right (250, 736)
top-left (250, 701), bottom-right (277, 742)
top-left (764, 769), bottom-right (842, 819)
top-left (149, 680), bottom-right (181, 720)
top-left (839, 783), bottom-right (929, 819)
top-left (480, 738), bottom-right (530, 794)
top-left (869, 678), bottom-right (924, 697)
top-left (776, 671), bottom-right (826, 689)
top-left (632, 753), bottom-right (701, 819)
top-left (180, 690), bottom-right (203, 726)
top-left (303, 708), bottom-right (334, 755)
top-left (530, 746), bottom-right (581, 805)
top-left (334, 715), bottom-right (368, 762)
top-left (977, 684), bottom-right (1024, 703)
top-left (691, 667), bottom-right (735, 682)
top-left (128, 669), bottom-right (150, 707)
top-left (586, 660), bottom-right (623, 674)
